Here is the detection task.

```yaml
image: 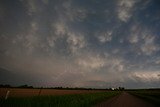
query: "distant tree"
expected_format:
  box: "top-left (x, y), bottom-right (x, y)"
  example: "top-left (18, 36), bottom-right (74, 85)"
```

top-left (118, 87), bottom-right (125, 91)
top-left (0, 84), bottom-right (11, 88)
top-left (54, 87), bottom-right (63, 89)
top-left (18, 84), bottom-right (33, 88)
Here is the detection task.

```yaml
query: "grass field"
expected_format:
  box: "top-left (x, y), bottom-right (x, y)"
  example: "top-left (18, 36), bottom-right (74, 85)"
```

top-left (128, 90), bottom-right (160, 106)
top-left (0, 91), bottom-right (119, 107)
top-left (0, 88), bottom-right (106, 98)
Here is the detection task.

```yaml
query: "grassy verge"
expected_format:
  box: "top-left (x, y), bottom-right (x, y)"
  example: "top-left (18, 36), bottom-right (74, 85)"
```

top-left (128, 90), bottom-right (160, 106)
top-left (0, 91), bottom-right (120, 107)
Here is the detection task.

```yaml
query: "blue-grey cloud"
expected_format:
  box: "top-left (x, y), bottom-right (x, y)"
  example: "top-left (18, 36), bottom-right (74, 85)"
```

top-left (0, 0), bottom-right (160, 88)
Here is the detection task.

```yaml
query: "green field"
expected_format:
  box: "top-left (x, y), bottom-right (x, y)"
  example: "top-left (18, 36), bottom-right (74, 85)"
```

top-left (0, 91), bottom-right (120, 107)
top-left (128, 90), bottom-right (160, 106)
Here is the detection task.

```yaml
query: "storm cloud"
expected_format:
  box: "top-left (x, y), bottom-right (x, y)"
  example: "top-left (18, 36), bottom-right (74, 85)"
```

top-left (0, 0), bottom-right (160, 88)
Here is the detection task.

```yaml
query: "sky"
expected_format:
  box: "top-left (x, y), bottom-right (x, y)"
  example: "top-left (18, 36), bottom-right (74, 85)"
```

top-left (0, 0), bottom-right (160, 89)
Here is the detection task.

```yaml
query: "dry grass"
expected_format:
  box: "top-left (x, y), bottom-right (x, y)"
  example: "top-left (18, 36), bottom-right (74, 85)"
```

top-left (0, 88), bottom-right (108, 98)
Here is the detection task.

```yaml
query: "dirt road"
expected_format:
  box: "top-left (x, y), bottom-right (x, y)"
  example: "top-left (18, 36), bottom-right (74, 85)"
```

top-left (94, 92), bottom-right (156, 107)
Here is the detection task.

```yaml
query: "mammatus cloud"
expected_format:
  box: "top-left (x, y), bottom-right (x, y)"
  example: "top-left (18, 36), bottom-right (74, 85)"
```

top-left (67, 32), bottom-right (86, 54)
top-left (117, 0), bottom-right (138, 22)
top-left (76, 55), bottom-right (105, 70)
top-left (41, 0), bottom-right (49, 5)
top-left (23, 22), bottom-right (39, 53)
top-left (49, 20), bottom-right (87, 54)
top-left (96, 31), bottom-right (112, 43)
top-left (128, 24), bottom-right (160, 55)
top-left (55, 0), bottom-right (88, 22)
top-left (75, 52), bottom-right (125, 74)
top-left (47, 21), bottom-right (68, 48)
top-left (0, 0), bottom-right (160, 88)
top-left (141, 34), bottom-right (159, 55)
top-left (53, 22), bottom-right (67, 37)
top-left (22, 0), bottom-right (39, 16)
top-left (155, 58), bottom-right (160, 65)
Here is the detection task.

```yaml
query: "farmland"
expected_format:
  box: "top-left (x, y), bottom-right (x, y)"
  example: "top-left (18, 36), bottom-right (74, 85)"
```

top-left (0, 88), bottom-right (160, 107)
top-left (0, 88), bottom-right (109, 98)
top-left (0, 88), bottom-right (120, 107)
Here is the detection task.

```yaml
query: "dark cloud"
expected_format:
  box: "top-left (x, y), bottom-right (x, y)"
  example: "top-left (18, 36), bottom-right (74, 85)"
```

top-left (0, 0), bottom-right (160, 88)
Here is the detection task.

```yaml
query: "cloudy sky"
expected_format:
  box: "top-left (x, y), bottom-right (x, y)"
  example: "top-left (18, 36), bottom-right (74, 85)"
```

top-left (0, 0), bottom-right (160, 89)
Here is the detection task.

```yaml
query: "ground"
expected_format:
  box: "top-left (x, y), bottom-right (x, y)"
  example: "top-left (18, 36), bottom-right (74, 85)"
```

top-left (94, 92), bottom-right (156, 107)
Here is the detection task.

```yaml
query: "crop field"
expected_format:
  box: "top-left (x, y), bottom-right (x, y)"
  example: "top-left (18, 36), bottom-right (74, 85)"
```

top-left (0, 88), bottom-right (108, 98)
top-left (128, 89), bottom-right (160, 106)
top-left (0, 88), bottom-right (120, 107)
top-left (1, 88), bottom-right (159, 107)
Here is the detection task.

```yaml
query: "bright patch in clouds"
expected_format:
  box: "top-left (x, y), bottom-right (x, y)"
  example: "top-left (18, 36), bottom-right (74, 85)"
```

top-left (131, 71), bottom-right (160, 82)
top-left (77, 55), bottom-right (105, 70)
top-left (117, 0), bottom-right (138, 22)
top-left (96, 31), bottom-right (112, 43)
top-left (67, 32), bottom-right (86, 54)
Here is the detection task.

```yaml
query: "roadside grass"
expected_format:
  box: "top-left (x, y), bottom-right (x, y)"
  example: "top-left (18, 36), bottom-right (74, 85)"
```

top-left (128, 90), bottom-right (160, 106)
top-left (0, 91), bottom-right (120, 107)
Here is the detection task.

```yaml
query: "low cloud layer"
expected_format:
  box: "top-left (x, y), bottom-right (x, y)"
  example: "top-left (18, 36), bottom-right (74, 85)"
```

top-left (0, 0), bottom-right (160, 88)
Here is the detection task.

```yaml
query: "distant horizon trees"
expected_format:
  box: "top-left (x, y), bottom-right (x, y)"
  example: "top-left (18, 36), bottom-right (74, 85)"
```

top-left (18, 84), bottom-right (33, 88)
top-left (0, 84), bottom-right (126, 90)
top-left (0, 84), bottom-right (33, 88)
top-left (0, 84), bottom-right (11, 88)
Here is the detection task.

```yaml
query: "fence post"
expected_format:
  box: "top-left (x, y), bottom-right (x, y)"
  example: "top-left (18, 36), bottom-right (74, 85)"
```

top-left (38, 88), bottom-right (42, 96)
top-left (5, 90), bottom-right (10, 100)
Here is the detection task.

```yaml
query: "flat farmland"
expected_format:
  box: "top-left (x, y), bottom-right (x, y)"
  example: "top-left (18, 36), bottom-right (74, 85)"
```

top-left (0, 88), bottom-right (108, 98)
top-left (1, 88), bottom-right (159, 107)
top-left (0, 88), bottom-right (119, 107)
